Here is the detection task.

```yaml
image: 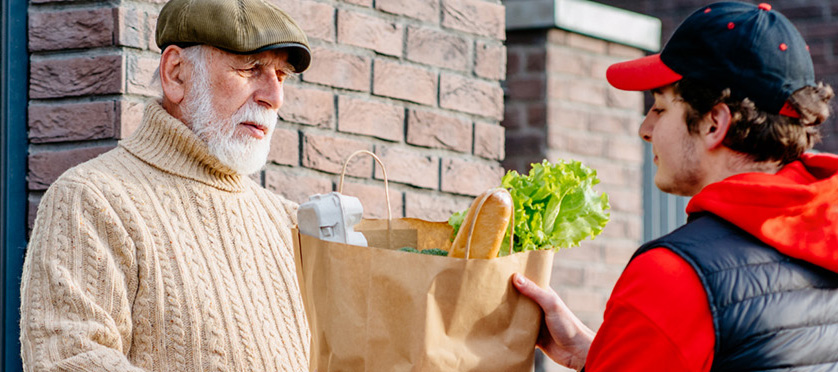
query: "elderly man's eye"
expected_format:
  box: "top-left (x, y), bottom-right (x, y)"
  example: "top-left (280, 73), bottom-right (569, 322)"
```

top-left (238, 66), bottom-right (260, 76)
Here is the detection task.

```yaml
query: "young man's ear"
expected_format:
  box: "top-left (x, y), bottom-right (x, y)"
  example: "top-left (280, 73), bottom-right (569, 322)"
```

top-left (702, 102), bottom-right (732, 150)
top-left (159, 45), bottom-right (187, 105)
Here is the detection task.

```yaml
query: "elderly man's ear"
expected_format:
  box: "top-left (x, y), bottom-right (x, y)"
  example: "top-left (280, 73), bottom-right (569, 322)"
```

top-left (160, 45), bottom-right (188, 105)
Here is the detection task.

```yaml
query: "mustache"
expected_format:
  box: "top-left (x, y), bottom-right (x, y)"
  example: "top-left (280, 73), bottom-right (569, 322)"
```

top-left (232, 102), bottom-right (278, 133)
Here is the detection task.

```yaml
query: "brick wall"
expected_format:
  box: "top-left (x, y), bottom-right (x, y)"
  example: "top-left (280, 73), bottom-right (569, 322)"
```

top-left (596, 0), bottom-right (838, 153)
top-left (26, 0), bottom-right (509, 228)
top-left (27, 0), bottom-right (161, 227)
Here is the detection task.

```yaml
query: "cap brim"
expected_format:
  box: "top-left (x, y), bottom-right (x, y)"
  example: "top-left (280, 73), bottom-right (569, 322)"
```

top-left (226, 42), bottom-right (312, 73)
top-left (606, 54), bottom-right (683, 91)
top-left (255, 43), bottom-right (311, 73)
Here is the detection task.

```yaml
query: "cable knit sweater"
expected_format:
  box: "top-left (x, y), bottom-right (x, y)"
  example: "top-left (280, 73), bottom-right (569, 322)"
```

top-left (20, 101), bottom-right (310, 372)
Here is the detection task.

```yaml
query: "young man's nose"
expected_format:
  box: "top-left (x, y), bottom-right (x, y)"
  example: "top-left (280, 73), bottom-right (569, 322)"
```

top-left (638, 114), bottom-right (654, 142)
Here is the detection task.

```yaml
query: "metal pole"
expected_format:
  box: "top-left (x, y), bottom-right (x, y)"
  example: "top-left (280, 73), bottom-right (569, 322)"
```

top-left (1, 0), bottom-right (29, 370)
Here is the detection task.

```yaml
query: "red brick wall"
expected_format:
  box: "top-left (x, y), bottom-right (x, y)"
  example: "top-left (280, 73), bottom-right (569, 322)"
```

top-left (27, 0), bottom-right (161, 226)
top-left (26, 0), bottom-right (508, 227)
top-left (596, 0), bottom-right (838, 153)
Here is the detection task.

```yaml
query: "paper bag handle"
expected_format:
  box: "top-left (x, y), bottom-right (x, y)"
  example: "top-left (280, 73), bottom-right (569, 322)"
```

top-left (463, 189), bottom-right (515, 259)
top-left (338, 150), bottom-right (392, 249)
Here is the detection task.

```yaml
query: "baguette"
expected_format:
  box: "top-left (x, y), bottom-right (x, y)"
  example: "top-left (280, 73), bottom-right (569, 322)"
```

top-left (449, 188), bottom-right (513, 259)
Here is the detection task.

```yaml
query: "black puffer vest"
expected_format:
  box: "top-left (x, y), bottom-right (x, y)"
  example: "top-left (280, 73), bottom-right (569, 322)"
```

top-left (632, 214), bottom-right (838, 371)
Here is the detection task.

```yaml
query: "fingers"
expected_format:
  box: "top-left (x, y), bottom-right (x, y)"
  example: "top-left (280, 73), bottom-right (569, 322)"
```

top-left (512, 273), bottom-right (562, 313)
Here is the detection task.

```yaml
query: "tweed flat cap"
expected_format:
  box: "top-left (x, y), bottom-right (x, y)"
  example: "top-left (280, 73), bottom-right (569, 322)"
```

top-left (156, 0), bottom-right (311, 72)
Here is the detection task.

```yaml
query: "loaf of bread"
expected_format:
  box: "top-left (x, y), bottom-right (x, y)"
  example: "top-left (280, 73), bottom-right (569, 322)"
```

top-left (448, 188), bottom-right (513, 259)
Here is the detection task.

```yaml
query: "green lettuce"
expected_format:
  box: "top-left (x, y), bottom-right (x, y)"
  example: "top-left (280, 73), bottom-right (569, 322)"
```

top-left (448, 209), bottom-right (467, 238)
top-left (449, 159), bottom-right (610, 255)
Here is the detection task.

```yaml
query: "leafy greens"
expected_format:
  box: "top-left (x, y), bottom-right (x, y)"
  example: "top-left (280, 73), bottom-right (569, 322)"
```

top-left (448, 159), bottom-right (610, 255)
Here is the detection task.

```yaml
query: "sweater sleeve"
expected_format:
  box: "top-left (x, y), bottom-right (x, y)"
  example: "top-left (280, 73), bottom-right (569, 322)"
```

top-left (584, 248), bottom-right (715, 372)
top-left (20, 180), bottom-right (146, 372)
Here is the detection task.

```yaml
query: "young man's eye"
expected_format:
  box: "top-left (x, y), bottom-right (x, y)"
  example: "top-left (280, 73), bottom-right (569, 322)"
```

top-left (651, 108), bottom-right (664, 114)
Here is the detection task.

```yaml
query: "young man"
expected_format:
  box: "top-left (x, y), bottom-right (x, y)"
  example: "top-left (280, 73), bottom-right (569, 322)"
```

top-left (514, 2), bottom-right (838, 371)
top-left (20, 0), bottom-right (313, 370)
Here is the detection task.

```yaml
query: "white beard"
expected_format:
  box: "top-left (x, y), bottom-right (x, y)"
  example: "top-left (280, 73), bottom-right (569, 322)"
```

top-left (180, 67), bottom-right (277, 175)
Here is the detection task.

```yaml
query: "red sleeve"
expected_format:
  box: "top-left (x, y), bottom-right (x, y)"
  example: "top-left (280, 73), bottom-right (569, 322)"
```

top-left (584, 248), bottom-right (715, 372)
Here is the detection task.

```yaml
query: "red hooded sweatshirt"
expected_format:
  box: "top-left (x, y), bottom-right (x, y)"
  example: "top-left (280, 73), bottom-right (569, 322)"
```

top-left (584, 153), bottom-right (838, 372)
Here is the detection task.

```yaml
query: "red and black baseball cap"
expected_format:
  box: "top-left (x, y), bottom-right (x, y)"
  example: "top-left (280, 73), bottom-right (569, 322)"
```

top-left (606, 2), bottom-right (815, 117)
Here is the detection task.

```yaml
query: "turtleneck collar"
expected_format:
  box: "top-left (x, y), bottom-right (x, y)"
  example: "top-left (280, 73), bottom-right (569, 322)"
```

top-left (119, 100), bottom-right (247, 192)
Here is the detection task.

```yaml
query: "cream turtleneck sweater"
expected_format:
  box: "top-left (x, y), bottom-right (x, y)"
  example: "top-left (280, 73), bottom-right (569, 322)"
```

top-left (20, 101), bottom-right (310, 371)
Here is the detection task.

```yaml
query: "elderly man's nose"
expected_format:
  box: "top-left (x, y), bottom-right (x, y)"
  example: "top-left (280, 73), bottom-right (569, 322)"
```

top-left (256, 72), bottom-right (284, 110)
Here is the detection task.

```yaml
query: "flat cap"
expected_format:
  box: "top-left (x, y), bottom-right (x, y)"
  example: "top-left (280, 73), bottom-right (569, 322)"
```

top-left (156, 0), bottom-right (311, 72)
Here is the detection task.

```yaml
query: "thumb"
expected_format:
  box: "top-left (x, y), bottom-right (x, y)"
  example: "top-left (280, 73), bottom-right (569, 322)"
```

top-left (513, 273), bottom-right (557, 311)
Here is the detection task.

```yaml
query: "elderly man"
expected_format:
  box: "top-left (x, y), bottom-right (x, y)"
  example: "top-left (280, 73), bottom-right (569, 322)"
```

top-left (19, 0), bottom-right (312, 370)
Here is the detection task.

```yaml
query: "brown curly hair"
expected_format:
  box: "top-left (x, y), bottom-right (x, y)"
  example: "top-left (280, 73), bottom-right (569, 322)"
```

top-left (674, 79), bottom-right (834, 165)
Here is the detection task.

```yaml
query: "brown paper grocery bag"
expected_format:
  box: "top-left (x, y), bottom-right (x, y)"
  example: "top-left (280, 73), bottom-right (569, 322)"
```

top-left (292, 218), bottom-right (554, 372)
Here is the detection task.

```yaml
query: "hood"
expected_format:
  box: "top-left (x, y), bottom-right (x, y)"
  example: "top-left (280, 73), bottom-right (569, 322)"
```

top-left (686, 152), bottom-right (838, 272)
